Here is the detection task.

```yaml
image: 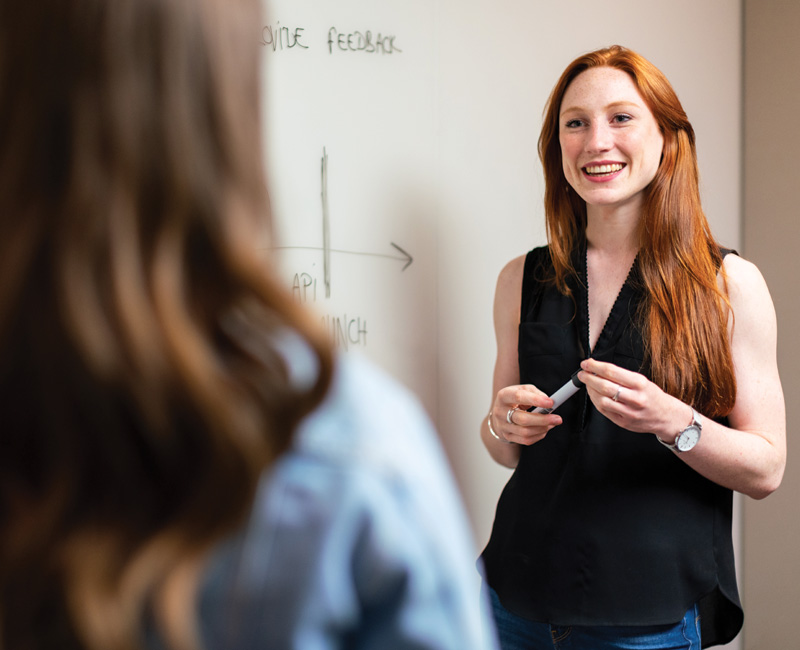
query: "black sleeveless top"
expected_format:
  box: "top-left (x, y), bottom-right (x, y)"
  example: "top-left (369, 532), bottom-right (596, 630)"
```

top-left (481, 245), bottom-right (742, 647)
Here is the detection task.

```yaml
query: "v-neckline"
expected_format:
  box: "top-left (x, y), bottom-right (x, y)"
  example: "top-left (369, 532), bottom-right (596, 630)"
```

top-left (577, 245), bottom-right (639, 357)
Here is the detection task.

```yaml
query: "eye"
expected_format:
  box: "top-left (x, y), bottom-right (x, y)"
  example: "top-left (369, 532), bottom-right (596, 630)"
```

top-left (612, 113), bottom-right (633, 124)
top-left (564, 118), bottom-right (585, 129)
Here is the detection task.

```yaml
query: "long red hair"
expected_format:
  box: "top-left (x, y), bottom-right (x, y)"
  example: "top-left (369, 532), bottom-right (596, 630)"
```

top-left (538, 45), bottom-right (735, 417)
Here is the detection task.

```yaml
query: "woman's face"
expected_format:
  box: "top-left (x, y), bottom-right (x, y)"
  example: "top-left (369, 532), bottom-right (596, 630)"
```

top-left (558, 66), bottom-right (664, 214)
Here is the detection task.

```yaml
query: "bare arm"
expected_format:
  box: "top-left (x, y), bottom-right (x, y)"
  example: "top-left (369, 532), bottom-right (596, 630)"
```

top-left (480, 256), bottom-right (562, 468)
top-left (579, 255), bottom-right (786, 499)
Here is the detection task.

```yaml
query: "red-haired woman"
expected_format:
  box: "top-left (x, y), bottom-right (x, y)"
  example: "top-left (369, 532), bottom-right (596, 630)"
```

top-left (480, 45), bottom-right (785, 649)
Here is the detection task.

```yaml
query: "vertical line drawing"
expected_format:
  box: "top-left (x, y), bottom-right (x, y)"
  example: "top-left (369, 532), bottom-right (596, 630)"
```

top-left (320, 147), bottom-right (331, 298)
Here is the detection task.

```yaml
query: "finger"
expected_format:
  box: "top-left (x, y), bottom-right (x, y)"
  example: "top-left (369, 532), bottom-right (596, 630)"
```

top-left (505, 419), bottom-right (559, 446)
top-left (577, 369), bottom-right (616, 395)
top-left (495, 401), bottom-right (561, 446)
top-left (509, 431), bottom-right (548, 446)
top-left (510, 409), bottom-right (562, 429)
top-left (499, 384), bottom-right (553, 412)
top-left (580, 358), bottom-right (634, 386)
top-left (601, 380), bottom-right (626, 405)
top-left (578, 372), bottom-right (629, 413)
top-left (517, 384), bottom-right (552, 408)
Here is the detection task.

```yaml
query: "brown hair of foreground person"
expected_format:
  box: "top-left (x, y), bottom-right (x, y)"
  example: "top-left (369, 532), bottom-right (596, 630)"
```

top-left (0, 0), bottom-right (333, 648)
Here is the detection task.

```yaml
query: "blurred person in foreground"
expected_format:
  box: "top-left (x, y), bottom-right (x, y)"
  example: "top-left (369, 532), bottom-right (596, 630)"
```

top-left (0, 1), bottom-right (497, 649)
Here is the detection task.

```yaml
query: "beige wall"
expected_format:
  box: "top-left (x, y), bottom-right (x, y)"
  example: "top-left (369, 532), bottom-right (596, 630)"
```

top-left (743, 1), bottom-right (800, 647)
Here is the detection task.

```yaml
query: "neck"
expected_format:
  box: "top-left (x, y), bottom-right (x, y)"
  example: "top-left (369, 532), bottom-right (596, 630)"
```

top-left (585, 203), bottom-right (640, 257)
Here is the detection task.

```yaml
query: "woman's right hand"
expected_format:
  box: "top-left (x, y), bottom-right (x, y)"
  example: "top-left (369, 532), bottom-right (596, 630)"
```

top-left (483, 256), bottom-right (564, 467)
top-left (489, 384), bottom-right (563, 446)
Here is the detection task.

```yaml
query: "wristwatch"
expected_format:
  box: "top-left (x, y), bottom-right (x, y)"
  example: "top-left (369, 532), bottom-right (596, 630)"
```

top-left (657, 408), bottom-right (702, 453)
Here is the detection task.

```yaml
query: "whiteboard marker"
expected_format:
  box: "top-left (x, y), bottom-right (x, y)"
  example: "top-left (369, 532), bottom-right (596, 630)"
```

top-left (527, 370), bottom-right (584, 414)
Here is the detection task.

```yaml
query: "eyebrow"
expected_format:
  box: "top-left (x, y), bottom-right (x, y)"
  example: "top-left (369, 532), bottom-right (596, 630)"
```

top-left (560, 100), bottom-right (643, 116)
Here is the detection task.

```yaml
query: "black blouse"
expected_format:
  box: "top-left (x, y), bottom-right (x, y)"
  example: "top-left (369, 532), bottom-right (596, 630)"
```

top-left (481, 245), bottom-right (742, 647)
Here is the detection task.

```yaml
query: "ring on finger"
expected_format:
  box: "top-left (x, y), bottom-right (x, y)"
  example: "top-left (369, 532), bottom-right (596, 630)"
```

top-left (506, 407), bottom-right (520, 425)
top-left (612, 387), bottom-right (621, 402)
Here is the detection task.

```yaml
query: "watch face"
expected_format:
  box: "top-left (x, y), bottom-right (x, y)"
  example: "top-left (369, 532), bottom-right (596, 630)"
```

top-left (677, 425), bottom-right (701, 452)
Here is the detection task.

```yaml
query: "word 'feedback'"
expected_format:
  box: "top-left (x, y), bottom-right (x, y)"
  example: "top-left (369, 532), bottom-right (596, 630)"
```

top-left (327, 28), bottom-right (402, 55)
top-left (260, 22), bottom-right (402, 55)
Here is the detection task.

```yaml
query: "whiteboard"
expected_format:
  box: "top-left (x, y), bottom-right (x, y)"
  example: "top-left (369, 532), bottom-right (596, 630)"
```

top-left (260, 3), bottom-right (743, 646)
top-left (260, 0), bottom-right (439, 417)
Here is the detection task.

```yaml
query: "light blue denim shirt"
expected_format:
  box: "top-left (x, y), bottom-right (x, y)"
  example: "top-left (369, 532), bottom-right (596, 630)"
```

top-left (196, 354), bottom-right (498, 649)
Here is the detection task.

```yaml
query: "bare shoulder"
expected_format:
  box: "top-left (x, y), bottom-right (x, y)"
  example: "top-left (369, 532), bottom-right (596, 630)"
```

top-left (722, 254), bottom-right (775, 316)
top-left (721, 254), bottom-right (778, 353)
top-left (495, 254), bottom-right (527, 301)
top-left (493, 254), bottom-right (527, 334)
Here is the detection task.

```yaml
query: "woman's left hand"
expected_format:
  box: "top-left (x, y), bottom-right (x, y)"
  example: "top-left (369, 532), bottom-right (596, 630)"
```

top-left (577, 257), bottom-right (785, 500)
top-left (578, 357), bottom-right (687, 438)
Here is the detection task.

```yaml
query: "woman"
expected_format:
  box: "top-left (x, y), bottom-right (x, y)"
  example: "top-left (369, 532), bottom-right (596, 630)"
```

top-left (480, 46), bottom-right (785, 649)
top-left (0, 1), bottom-right (495, 649)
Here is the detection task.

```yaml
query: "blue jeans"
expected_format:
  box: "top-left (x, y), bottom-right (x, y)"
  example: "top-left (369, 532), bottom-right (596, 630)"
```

top-left (488, 587), bottom-right (701, 650)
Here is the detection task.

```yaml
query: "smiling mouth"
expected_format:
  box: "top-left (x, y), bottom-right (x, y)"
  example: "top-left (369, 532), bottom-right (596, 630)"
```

top-left (583, 163), bottom-right (625, 176)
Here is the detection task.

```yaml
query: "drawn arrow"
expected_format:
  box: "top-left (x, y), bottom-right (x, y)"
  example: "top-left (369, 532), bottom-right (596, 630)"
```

top-left (275, 147), bottom-right (413, 300)
top-left (274, 242), bottom-right (413, 271)
top-left (389, 242), bottom-right (413, 271)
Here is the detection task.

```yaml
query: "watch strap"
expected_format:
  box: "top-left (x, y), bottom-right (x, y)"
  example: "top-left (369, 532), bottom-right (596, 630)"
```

top-left (656, 407), bottom-right (701, 452)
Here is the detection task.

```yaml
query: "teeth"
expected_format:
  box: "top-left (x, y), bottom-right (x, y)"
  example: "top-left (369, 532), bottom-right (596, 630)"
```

top-left (585, 163), bottom-right (624, 175)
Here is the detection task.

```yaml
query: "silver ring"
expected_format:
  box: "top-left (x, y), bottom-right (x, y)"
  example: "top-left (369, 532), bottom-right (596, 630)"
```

top-left (506, 407), bottom-right (520, 425)
top-left (612, 387), bottom-right (621, 402)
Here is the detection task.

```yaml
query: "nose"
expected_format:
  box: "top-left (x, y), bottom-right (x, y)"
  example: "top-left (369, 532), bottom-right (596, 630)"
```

top-left (586, 122), bottom-right (613, 153)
